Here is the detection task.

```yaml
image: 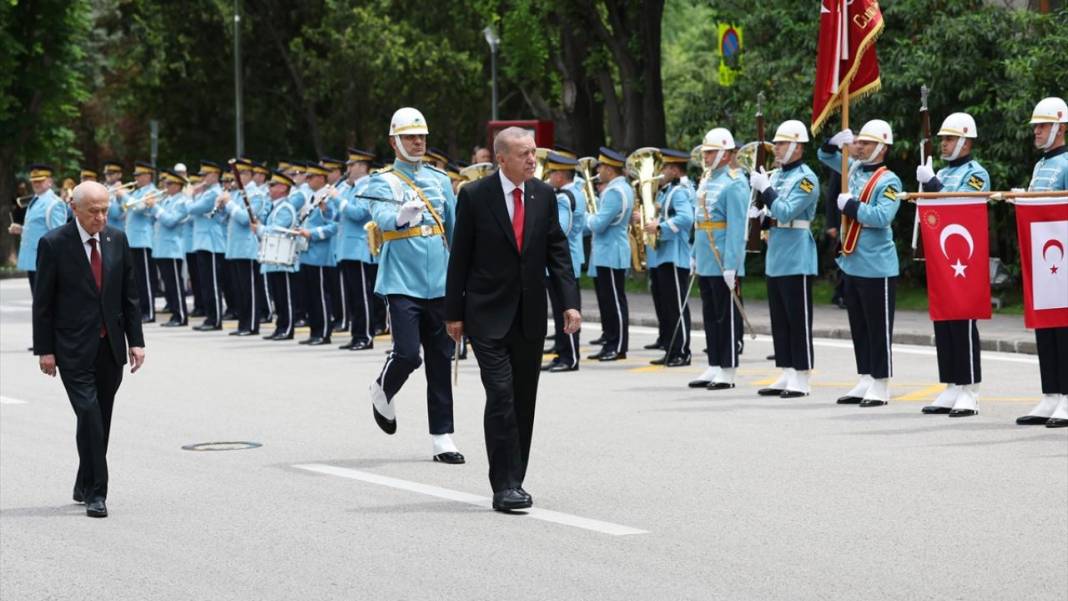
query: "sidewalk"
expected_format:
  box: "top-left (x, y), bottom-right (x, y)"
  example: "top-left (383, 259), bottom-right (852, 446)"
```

top-left (579, 289), bottom-right (1036, 355)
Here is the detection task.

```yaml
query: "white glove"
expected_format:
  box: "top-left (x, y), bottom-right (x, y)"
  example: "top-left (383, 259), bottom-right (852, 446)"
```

top-left (916, 156), bottom-right (935, 184)
top-left (837, 193), bottom-right (853, 211)
top-left (829, 129), bottom-right (854, 148)
top-left (396, 200), bottom-right (424, 227)
top-left (747, 204), bottom-right (763, 219)
top-left (749, 166), bottom-right (771, 193)
top-left (723, 270), bottom-right (736, 291)
top-left (689, 256), bottom-right (697, 272)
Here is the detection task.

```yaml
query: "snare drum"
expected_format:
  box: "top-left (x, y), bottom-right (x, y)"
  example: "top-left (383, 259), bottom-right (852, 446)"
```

top-left (258, 231), bottom-right (300, 266)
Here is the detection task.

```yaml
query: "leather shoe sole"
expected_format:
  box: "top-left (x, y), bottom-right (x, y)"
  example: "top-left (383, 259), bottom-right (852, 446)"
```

top-left (859, 399), bottom-right (888, 407)
top-left (837, 396), bottom-right (863, 405)
top-left (1016, 415), bottom-right (1052, 425)
top-left (758, 388), bottom-right (784, 396)
top-left (922, 406), bottom-right (952, 414)
top-left (780, 390), bottom-right (808, 398)
top-left (688, 380), bottom-right (711, 388)
top-left (948, 409), bottom-right (977, 418)
top-left (433, 452), bottom-right (465, 464)
top-left (706, 382), bottom-right (735, 390)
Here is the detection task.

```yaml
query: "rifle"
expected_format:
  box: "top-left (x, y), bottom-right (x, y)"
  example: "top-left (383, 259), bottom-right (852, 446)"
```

top-left (745, 92), bottom-right (767, 254)
top-left (911, 84), bottom-right (931, 261)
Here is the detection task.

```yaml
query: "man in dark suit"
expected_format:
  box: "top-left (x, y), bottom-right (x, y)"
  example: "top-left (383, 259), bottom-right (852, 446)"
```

top-left (33, 181), bottom-right (146, 518)
top-left (445, 127), bottom-right (581, 511)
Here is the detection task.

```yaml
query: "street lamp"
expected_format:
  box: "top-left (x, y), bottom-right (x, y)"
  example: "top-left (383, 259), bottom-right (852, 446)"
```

top-left (482, 25), bottom-right (500, 122)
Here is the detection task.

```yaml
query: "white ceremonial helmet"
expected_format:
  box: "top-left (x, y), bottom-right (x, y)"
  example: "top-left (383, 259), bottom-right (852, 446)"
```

top-left (173, 162), bottom-right (187, 174)
top-left (1030, 97), bottom-right (1067, 151)
top-left (937, 113), bottom-right (977, 161)
top-left (701, 127), bottom-right (735, 170)
top-left (772, 120), bottom-right (810, 143)
top-left (389, 107), bottom-right (429, 162)
top-left (855, 119), bottom-right (893, 164)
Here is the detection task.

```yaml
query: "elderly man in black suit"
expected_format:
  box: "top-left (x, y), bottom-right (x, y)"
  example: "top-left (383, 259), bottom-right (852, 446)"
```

top-left (33, 181), bottom-right (146, 518)
top-left (446, 127), bottom-right (581, 511)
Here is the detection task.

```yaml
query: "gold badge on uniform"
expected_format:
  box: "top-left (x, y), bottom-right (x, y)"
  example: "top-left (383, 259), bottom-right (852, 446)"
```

top-left (967, 175), bottom-right (985, 190)
top-left (798, 178), bottom-right (814, 193)
top-left (883, 185), bottom-right (898, 201)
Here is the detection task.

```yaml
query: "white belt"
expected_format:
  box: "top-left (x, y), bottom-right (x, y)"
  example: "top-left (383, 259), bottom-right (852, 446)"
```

top-left (774, 219), bottom-right (811, 230)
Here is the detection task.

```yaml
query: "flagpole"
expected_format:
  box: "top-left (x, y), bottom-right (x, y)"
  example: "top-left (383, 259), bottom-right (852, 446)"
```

top-left (840, 82), bottom-right (850, 241)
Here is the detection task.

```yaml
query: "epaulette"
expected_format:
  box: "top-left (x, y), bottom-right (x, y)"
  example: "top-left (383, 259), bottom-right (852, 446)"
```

top-left (425, 165), bottom-right (448, 177)
top-left (372, 166), bottom-right (395, 177)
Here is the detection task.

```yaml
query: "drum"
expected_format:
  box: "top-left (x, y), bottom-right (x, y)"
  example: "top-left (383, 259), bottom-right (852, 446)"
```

top-left (258, 231), bottom-right (300, 266)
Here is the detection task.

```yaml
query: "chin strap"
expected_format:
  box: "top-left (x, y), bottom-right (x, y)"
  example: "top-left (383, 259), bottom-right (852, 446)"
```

top-left (1041, 123), bottom-right (1062, 151)
top-left (943, 137), bottom-right (967, 162)
top-left (393, 135), bottom-right (424, 163)
top-left (862, 143), bottom-right (885, 165)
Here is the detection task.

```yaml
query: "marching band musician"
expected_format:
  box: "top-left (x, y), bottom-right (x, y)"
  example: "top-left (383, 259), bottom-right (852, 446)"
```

top-left (366, 107), bottom-right (464, 465)
top-left (585, 147), bottom-right (633, 362)
top-left (915, 112), bottom-right (989, 417)
top-left (335, 148), bottom-right (379, 351)
top-left (646, 148), bottom-right (695, 368)
top-left (103, 161), bottom-right (126, 232)
top-left (749, 120), bottom-right (820, 397)
top-left (183, 172), bottom-right (205, 318)
top-left (687, 129), bottom-right (748, 390)
top-left (320, 156), bottom-right (349, 333)
top-left (541, 151), bottom-right (586, 372)
top-left (9, 164), bottom-right (66, 300)
top-left (248, 160), bottom-right (273, 323)
top-left (115, 161), bottom-right (159, 323)
top-left (296, 163), bottom-right (339, 346)
top-left (257, 170), bottom-right (302, 341)
top-left (152, 169), bottom-right (191, 327)
top-left (218, 159), bottom-right (267, 337)
top-left (1017, 96), bottom-right (1068, 428)
top-left (281, 160), bottom-right (310, 328)
top-left (185, 160), bottom-right (228, 331)
top-left (819, 120), bottom-right (903, 407)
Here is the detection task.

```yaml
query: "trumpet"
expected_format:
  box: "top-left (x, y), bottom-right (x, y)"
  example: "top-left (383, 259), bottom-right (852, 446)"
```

top-left (456, 162), bottom-right (495, 192)
top-left (122, 188), bottom-right (164, 211)
top-left (107, 181), bottom-right (137, 193)
top-left (625, 147), bottom-right (665, 271)
top-left (577, 156), bottom-right (599, 216)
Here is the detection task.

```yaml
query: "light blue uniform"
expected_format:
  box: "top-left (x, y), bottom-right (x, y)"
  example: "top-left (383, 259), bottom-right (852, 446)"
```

top-left (258, 198), bottom-right (301, 274)
top-left (185, 183), bottom-right (228, 253)
top-left (762, 161), bottom-right (820, 276)
top-left (335, 175), bottom-right (376, 264)
top-left (224, 187), bottom-right (268, 260)
top-left (555, 180), bottom-right (587, 276)
top-left (107, 190), bottom-right (125, 231)
top-left (1028, 146), bottom-right (1068, 192)
top-left (693, 167), bottom-right (749, 277)
top-left (923, 157), bottom-right (990, 195)
top-left (298, 194), bottom-right (338, 267)
top-left (586, 175), bottom-right (634, 270)
top-left (151, 193), bottom-right (189, 260)
top-left (17, 189), bottom-right (66, 272)
top-left (124, 184), bottom-right (158, 249)
top-left (647, 179), bottom-right (695, 268)
top-left (818, 147), bottom-right (903, 278)
top-left (367, 161), bottom-right (456, 299)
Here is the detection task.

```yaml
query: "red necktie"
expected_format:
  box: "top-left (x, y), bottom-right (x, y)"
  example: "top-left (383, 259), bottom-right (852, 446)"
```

top-left (89, 238), bottom-right (106, 337)
top-left (512, 187), bottom-right (524, 252)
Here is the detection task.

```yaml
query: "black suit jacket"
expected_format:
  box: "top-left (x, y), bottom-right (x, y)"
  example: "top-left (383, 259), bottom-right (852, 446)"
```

top-left (33, 222), bottom-right (145, 369)
top-left (446, 172), bottom-right (580, 340)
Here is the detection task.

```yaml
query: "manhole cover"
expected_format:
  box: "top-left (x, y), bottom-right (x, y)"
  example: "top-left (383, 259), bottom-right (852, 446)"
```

top-left (182, 441), bottom-right (262, 451)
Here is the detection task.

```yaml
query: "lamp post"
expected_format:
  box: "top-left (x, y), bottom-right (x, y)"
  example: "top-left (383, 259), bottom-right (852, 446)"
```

top-left (234, 0), bottom-right (244, 157)
top-left (482, 25), bottom-right (500, 121)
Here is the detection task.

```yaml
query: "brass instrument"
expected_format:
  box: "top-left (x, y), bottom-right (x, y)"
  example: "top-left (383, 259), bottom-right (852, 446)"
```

top-left (577, 156), bottom-right (599, 215)
top-left (532, 147), bottom-right (551, 181)
top-left (107, 181), bottom-right (137, 193)
top-left (456, 162), bottom-right (495, 192)
top-left (122, 188), bottom-right (164, 211)
top-left (365, 221), bottom-right (384, 257)
top-left (13, 193), bottom-right (34, 208)
top-left (624, 147), bottom-right (665, 272)
top-left (734, 141), bottom-right (776, 174)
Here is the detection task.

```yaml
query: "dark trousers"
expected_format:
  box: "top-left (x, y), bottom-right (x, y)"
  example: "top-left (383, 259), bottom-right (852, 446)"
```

top-left (229, 259), bottom-right (259, 333)
top-left (300, 264), bottom-right (333, 339)
top-left (158, 258), bottom-right (188, 325)
top-left (131, 247), bottom-right (155, 321)
top-left (934, 320), bottom-right (980, 385)
top-left (767, 274), bottom-right (814, 371)
top-left (843, 274), bottom-right (896, 379)
top-left (27, 271), bottom-right (35, 298)
top-left (649, 266), bottom-right (665, 344)
top-left (699, 276), bottom-right (741, 368)
top-left (328, 265), bottom-right (345, 328)
top-left (376, 295), bottom-right (454, 434)
top-left (186, 252), bottom-right (203, 313)
top-left (340, 260), bottom-right (377, 344)
top-left (195, 251), bottom-right (224, 326)
top-left (220, 259), bottom-right (236, 316)
top-left (470, 317), bottom-right (543, 492)
top-left (292, 268), bottom-right (308, 324)
top-left (654, 263), bottom-right (691, 359)
top-left (267, 272), bottom-right (295, 337)
top-left (1036, 327), bottom-right (1068, 394)
top-left (594, 266), bottom-right (628, 354)
top-left (59, 335), bottom-right (122, 502)
top-left (546, 275), bottom-right (581, 367)
top-left (254, 263), bottom-right (271, 320)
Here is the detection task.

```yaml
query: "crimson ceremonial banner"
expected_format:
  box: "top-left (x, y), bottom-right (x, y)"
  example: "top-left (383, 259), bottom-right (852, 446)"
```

top-left (1015, 198), bottom-right (1068, 329)
top-left (811, 0), bottom-right (884, 132)
top-left (918, 199), bottom-right (992, 321)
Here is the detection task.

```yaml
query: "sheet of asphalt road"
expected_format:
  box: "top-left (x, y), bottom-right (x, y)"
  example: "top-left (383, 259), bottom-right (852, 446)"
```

top-left (1, 280), bottom-right (1065, 601)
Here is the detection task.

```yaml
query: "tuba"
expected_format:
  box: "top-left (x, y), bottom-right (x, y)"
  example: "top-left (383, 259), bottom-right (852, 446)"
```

top-left (456, 162), bottom-right (495, 192)
top-left (734, 141), bottom-right (776, 174)
top-left (625, 147), bottom-right (665, 272)
top-left (532, 147), bottom-right (551, 181)
top-left (577, 156), bottom-right (599, 215)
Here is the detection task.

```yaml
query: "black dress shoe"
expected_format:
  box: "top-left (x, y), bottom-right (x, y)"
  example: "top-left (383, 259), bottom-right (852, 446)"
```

top-left (372, 405), bottom-right (397, 435)
top-left (548, 362), bottom-right (578, 373)
top-left (160, 320), bottom-right (186, 328)
top-left (590, 336), bottom-right (604, 346)
top-left (86, 499), bottom-right (107, 518)
top-left (350, 340), bottom-right (374, 351)
top-left (541, 360), bottom-right (560, 371)
top-left (837, 396), bottom-right (863, 405)
top-left (269, 333), bottom-right (294, 341)
top-left (338, 341), bottom-right (356, 350)
top-left (707, 382), bottom-right (735, 390)
top-left (643, 341), bottom-right (665, 350)
top-left (237, 330), bottom-right (257, 337)
top-left (587, 350), bottom-right (606, 360)
top-left (599, 351), bottom-right (626, 362)
top-left (859, 399), bottom-right (888, 407)
top-left (298, 337), bottom-right (317, 345)
top-left (141, 317), bottom-right (155, 324)
top-left (492, 489), bottom-right (532, 512)
top-left (194, 323), bottom-right (221, 331)
top-left (263, 331), bottom-right (281, 340)
top-left (649, 355), bottom-right (667, 366)
top-left (72, 486), bottom-right (85, 504)
top-left (948, 408), bottom-right (977, 418)
top-left (758, 388), bottom-right (784, 396)
top-left (780, 390), bottom-right (808, 398)
top-left (688, 379), bottom-right (712, 388)
top-left (1017, 415), bottom-right (1052, 425)
top-left (294, 318), bottom-right (309, 328)
top-left (1046, 418), bottom-right (1068, 428)
top-left (766, 354), bottom-right (776, 361)
top-left (433, 452), bottom-right (465, 464)
top-left (307, 337), bottom-right (331, 346)
top-left (228, 330), bottom-right (249, 336)
top-left (922, 405), bottom-right (953, 414)
top-left (665, 355), bottom-right (691, 368)
top-left (517, 487), bottom-right (533, 503)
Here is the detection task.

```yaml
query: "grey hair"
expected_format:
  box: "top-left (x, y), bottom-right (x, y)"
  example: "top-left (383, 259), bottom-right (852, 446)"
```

top-left (493, 126), bottom-right (535, 156)
top-left (72, 181), bottom-right (109, 207)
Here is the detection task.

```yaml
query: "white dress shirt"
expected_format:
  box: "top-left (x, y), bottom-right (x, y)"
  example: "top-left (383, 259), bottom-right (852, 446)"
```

top-left (498, 169), bottom-right (525, 221)
top-left (75, 218), bottom-right (101, 263)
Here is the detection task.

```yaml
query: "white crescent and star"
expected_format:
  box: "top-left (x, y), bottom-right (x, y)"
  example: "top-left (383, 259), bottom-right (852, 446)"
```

top-left (939, 223), bottom-right (975, 278)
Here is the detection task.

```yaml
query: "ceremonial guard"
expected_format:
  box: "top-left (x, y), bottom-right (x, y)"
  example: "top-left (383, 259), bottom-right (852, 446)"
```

top-left (915, 112), bottom-right (989, 417)
top-left (116, 161), bottom-right (159, 322)
top-left (296, 163), bottom-right (339, 345)
top-left (219, 159), bottom-right (267, 336)
top-left (645, 148), bottom-right (695, 367)
top-left (335, 148), bottom-right (379, 350)
top-left (152, 169), bottom-right (191, 327)
top-left (366, 107), bottom-right (463, 464)
top-left (749, 120), bottom-right (819, 397)
top-left (257, 170), bottom-right (302, 340)
top-left (1017, 96), bottom-right (1068, 428)
top-left (687, 129), bottom-right (748, 390)
top-left (542, 151), bottom-right (587, 372)
top-left (819, 120), bottom-right (903, 407)
top-left (185, 161), bottom-right (227, 331)
top-left (585, 147), bottom-right (633, 361)
top-left (10, 164), bottom-right (66, 298)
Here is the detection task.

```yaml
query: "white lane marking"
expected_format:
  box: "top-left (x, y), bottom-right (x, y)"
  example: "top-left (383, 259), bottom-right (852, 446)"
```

top-left (0, 396), bottom-right (28, 405)
top-left (294, 463), bottom-right (648, 537)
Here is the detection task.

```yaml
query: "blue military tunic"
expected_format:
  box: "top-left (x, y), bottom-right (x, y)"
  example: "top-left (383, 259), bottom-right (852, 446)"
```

top-left (1028, 146), bottom-right (1068, 192)
top-left (224, 187), bottom-right (268, 260)
top-left (298, 194), bottom-right (338, 267)
top-left (762, 161), bottom-right (820, 276)
top-left (693, 167), bottom-right (749, 277)
top-left (922, 156), bottom-right (990, 196)
top-left (335, 175), bottom-right (376, 264)
top-left (556, 180), bottom-right (587, 276)
top-left (647, 179), bottom-right (695, 269)
top-left (124, 184), bottom-right (158, 249)
top-left (17, 189), bottom-right (66, 271)
top-left (107, 189), bottom-right (125, 231)
top-left (258, 198), bottom-right (301, 274)
top-left (151, 193), bottom-right (190, 260)
top-left (366, 160), bottom-right (455, 299)
top-left (586, 174), bottom-right (634, 270)
top-left (818, 147), bottom-right (903, 278)
top-left (185, 183), bottom-right (228, 254)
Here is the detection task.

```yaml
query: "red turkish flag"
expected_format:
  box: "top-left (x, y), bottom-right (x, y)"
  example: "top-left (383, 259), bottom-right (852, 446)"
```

top-left (918, 199), bottom-right (992, 321)
top-left (811, 0), bottom-right (884, 133)
top-left (1015, 198), bottom-right (1068, 329)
